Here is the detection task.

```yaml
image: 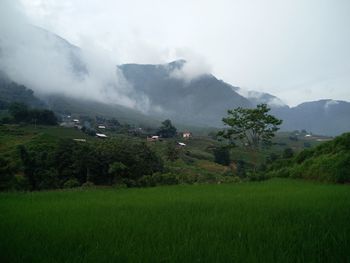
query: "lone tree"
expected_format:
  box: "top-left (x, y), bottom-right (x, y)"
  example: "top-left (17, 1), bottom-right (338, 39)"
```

top-left (218, 104), bottom-right (282, 170)
top-left (157, 119), bottom-right (177, 138)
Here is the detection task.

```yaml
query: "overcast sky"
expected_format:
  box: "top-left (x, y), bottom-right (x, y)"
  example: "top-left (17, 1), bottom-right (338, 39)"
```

top-left (6, 0), bottom-right (350, 106)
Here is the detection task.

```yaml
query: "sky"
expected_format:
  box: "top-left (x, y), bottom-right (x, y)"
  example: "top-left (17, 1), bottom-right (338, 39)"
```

top-left (3, 0), bottom-right (350, 106)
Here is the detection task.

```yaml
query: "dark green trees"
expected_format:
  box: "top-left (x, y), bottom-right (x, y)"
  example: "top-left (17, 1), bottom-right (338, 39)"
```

top-left (213, 146), bottom-right (231, 166)
top-left (0, 156), bottom-right (14, 190)
top-left (157, 119), bottom-right (177, 138)
top-left (218, 104), bottom-right (282, 169)
top-left (8, 102), bottom-right (57, 125)
top-left (165, 141), bottom-right (180, 162)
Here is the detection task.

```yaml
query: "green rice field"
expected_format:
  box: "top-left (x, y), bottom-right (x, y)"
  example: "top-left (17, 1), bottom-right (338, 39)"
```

top-left (1, 179), bottom-right (350, 262)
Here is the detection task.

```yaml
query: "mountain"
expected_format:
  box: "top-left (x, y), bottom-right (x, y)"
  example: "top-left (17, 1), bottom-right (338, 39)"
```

top-left (1, 25), bottom-right (349, 135)
top-left (275, 100), bottom-right (350, 136)
top-left (44, 95), bottom-right (160, 127)
top-left (0, 71), bottom-right (45, 109)
top-left (119, 61), bottom-right (350, 135)
top-left (240, 90), bottom-right (288, 109)
top-left (119, 61), bottom-right (252, 126)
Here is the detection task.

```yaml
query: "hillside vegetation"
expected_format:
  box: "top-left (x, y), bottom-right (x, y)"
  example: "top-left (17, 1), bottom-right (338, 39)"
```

top-left (268, 132), bottom-right (350, 183)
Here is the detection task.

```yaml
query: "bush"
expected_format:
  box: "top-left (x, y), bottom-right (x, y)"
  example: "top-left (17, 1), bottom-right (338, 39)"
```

top-left (268, 133), bottom-right (350, 183)
top-left (37, 169), bottom-right (59, 190)
top-left (82, 181), bottom-right (95, 188)
top-left (0, 156), bottom-right (14, 190)
top-left (333, 153), bottom-right (350, 183)
top-left (138, 173), bottom-right (179, 187)
top-left (8, 102), bottom-right (57, 125)
top-left (247, 171), bottom-right (269, 181)
top-left (11, 174), bottom-right (30, 191)
top-left (282, 148), bottom-right (294, 159)
top-left (63, 178), bottom-right (80, 188)
top-left (213, 147), bottom-right (231, 166)
top-left (219, 176), bottom-right (241, 184)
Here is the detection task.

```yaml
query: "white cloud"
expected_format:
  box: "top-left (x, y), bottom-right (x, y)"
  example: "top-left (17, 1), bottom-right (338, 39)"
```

top-left (3, 0), bottom-right (350, 106)
top-left (169, 49), bottom-right (212, 81)
top-left (324, 99), bottom-right (339, 110)
top-left (0, 0), bottom-right (153, 113)
top-left (236, 89), bottom-right (287, 107)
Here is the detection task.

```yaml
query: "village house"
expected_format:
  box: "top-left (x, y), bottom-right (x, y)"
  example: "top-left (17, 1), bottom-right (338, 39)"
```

top-left (147, 135), bottom-right (160, 142)
top-left (182, 131), bottom-right (192, 139)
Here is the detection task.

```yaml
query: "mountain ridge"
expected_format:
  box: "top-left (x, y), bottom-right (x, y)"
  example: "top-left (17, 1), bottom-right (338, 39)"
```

top-left (0, 25), bottom-right (349, 135)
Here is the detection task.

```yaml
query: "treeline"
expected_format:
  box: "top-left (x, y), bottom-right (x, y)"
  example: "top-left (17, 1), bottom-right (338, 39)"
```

top-left (0, 138), bottom-right (163, 191)
top-left (0, 78), bottom-right (45, 109)
top-left (267, 132), bottom-right (350, 183)
top-left (1, 102), bottom-right (57, 125)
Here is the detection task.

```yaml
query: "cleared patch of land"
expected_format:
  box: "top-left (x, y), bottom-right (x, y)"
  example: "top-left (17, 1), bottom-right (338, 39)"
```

top-left (1, 179), bottom-right (349, 262)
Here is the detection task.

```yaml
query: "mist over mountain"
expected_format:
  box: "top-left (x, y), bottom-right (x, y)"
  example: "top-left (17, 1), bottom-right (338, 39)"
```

top-left (119, 61), bottom-right (350, 135)
top-left (119, 61), bottom-right (251, 126)
top-left (275, 100), bottom-right (350, 136)
top-left (0, 22), bottom-right (149, 112)
top-left (0, 24), bottom-right (349, 136)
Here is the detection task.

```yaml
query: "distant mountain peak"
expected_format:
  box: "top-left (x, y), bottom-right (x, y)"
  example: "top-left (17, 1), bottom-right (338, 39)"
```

top-left (236, 88), bottom-right (288, 108)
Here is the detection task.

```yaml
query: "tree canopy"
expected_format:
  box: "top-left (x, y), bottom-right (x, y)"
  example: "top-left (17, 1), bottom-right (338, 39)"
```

top-left (7, 102), bottom-right (57, 125)
top-left (218, 104), bottom-right (282, 171)
top-left (157, 119), bottom-right (177, 138)
top-left (218, 104), bottom-right (282, 151)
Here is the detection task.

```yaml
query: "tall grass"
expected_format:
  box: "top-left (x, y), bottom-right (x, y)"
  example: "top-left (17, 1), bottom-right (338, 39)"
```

top-left (1, 179), bottom-right (350, 262)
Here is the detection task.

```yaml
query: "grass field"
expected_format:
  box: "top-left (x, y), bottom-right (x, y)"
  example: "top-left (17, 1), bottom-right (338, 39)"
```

top-left (1, 179), bottom-right (349, 262)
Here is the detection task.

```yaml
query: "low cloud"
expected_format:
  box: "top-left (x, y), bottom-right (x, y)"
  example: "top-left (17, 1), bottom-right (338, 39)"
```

top-left (0, 0), bottom-right (152, 113)
top-left (324, 99), bottom-right (339, 110)
top-left (236, 88), bottom-right (287, 107)
top-left (169, 49), bottom-right (212, 82)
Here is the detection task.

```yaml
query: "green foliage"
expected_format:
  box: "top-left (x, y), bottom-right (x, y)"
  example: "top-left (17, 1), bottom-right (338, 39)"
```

top-left (218, 104), bottom-right (282, 150)
top-left (7, 102), bottom-right (57, 125)
top-left (218, 104), bottom-right (282, 174)
top-left (63, 178), bottom-right (80, 188)
top-left (165, 141), bottom-right (180, 162)
top-left (213, 146), bottom-right (231, 166)
top-left (0, 127), bottom-right (164, 191)
top-left (266, 152), bottom-right (279, 164)
top-left (0, 80), bottom-right (44, 108)
top-left (0, 156), bottom-right (14, 190)
top-left (81, 181), bottom-right (95, 188)
top-left (108, 161), bottom-right (127, 184)
top-left (268, 133), bottom-right (350, 183)
top-left (282, 147), bottom-right (294, 159)
top-left (236, 159), bottom-right (247, 178)
top-left (157, 119), bottom-right (177, 138)
top-left (138, 172), bottom-right (179, 187)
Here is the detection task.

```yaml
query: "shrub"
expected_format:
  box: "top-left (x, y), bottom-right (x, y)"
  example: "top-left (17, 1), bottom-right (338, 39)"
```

top-left (282, 148), bottom-right (294, 159)
top-left (295, 149), bottom-right (314, 164)
top-left (333, 153), bottom-right (350, 183)
top-left (63, 178), bottom-right (80, 188)
top-left (138, 173), bottom-right (179, 187)
top-left (37, 169), bottom-right (59, 190)
top-left (268, 132), bottom-right (350, 183)
top-left (213, 147), bottom-right (231, 166)
top-left (0, 156), bottom-right (14, 190)
top-left (82, 181), bottom-right (95, 188)
top-left (247, 171), bottom-right (269, 181)
top-left (11, 174), bottom-right (30, 191)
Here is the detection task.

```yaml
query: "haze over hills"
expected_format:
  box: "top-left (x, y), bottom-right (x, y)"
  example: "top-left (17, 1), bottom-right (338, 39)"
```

top-left (119, 61), bottom-right (251, 126)
top-left (0, 25), bottom-right (349, 135)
